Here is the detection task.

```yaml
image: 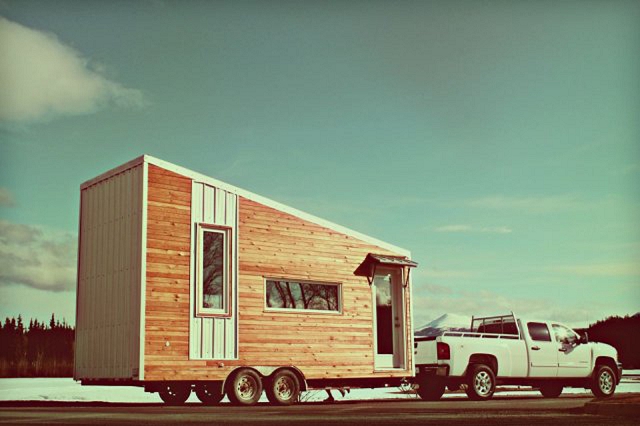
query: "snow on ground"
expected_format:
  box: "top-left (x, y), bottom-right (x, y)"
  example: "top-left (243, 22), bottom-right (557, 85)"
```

top-left (0, 373), bottom-right (638, 404)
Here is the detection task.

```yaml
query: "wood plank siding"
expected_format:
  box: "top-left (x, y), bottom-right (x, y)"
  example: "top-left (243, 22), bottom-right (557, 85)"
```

top-left (144, 163), bottom-right (412, 381)
top-left (144, 165), bottom-right (192, 379)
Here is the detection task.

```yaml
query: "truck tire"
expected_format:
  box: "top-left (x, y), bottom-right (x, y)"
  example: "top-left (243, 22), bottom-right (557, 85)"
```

top-left (591, 365), bottom-right (616, 398)
top-left (159, 383), bottom-right (191, 405)
top-left (465, 364), bottom-right (496, 401)
top-left (265, 370), bottom-right (301, 405)
top-left (195, 382), bottom-right (224, 405)
top-left (227, 368), bottom-right (263, 406)
top-left (539, 383), bottom-right (563, 398)
top-left (416, 375), bottom-right (446, 401)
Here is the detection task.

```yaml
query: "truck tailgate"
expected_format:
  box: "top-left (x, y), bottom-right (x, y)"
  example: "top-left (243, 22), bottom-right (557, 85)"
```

top-left (415, 337), bottom-right (438, 365)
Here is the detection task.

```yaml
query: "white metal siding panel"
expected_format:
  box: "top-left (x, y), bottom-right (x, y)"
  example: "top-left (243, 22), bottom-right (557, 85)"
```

top-left (74, 165), bottom-right (143, 380)
top-left (138, 162), bottom-right (148, 380)
top-left (189, 181), bottom-right (238, 360)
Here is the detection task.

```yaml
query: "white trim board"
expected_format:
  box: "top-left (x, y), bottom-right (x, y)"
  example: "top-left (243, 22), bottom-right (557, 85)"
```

top-left (80, 154), bottom-right (411, 257)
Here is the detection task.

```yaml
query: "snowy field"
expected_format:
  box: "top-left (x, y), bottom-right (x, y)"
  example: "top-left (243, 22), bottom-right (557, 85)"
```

top-left (0, 372), bottom-right (638, 404)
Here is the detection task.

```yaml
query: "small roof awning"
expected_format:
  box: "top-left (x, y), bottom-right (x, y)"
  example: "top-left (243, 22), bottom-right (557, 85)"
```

top-left (354, 253), bottom-right (418, 285)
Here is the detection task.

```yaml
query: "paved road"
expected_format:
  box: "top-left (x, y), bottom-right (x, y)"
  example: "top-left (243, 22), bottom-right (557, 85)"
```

top-left (0, 395), bottom-right (636, 425)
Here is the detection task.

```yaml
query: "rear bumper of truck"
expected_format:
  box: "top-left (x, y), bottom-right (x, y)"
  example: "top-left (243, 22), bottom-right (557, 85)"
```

top-left (417, 364), bottom-right (449, 377)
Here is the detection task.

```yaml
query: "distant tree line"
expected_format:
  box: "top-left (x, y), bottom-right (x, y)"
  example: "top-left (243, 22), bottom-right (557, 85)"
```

top-left (584, 313), bottom-right (640, 369)
top-left (0, 312), bottom-right (638, 377)
top-left (0, 314), bottom-right (74, 377)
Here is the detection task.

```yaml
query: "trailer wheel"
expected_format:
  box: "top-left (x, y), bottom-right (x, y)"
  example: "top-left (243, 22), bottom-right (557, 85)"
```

top-left (539, 383), bottom-right (563, 398)
top-left (227, 368), bottom-right (263, 406)
top-left (465, 364), bottom-right (496, 400)
top-left (196, 382), bottom-right (224, 405)
top-left (591, 365), bottom-right (616, 398)
top-left (265, 370), bottom-right (301, 405)
top-left (158, 383), bottom-right (191, 405)
top-left (415, 375), bottom-right (446, 401)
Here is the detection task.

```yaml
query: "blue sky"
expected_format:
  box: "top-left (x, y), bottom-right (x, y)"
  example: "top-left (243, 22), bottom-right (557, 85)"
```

top-left (1, 0), bottom-right (638, 328)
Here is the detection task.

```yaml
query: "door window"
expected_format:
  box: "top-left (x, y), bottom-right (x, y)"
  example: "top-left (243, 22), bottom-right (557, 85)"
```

top-left (552, 324), bottom-right (578, 345)
top-left (527, 322), bottom-right (552, 341)
top-left (374, 274), bottom-right (393, 355)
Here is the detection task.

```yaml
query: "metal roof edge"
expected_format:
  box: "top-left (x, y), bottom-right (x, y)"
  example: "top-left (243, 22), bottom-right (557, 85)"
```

top-left (83, 154), bottom-right (411, 257)
top-left (80, 155), bottom-right (146, 190)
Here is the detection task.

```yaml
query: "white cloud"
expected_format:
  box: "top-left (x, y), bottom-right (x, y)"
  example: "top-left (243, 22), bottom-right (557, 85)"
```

top-left (551, 262), bottom-right (640, 277)
top-left (0, 16), bottom-right (146, 123)
top-left (0, 220), bottom-right (76, 292)
top-left (434, 224), bottom-right (472, 233)
top-left (412, 287), bottom-right (614, 329)
top-left (433, 224), bottom-right (512, 234)
top-left (468, 195), bottom-right (582, 213)
top-left (0, 187), bottom-right (15, 207)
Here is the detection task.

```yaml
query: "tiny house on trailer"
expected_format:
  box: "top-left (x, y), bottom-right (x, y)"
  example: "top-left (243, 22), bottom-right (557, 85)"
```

top-left (74, 155), bottom-right (418, 405)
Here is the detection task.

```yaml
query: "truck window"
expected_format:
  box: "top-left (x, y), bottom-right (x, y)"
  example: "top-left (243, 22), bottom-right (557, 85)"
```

top-left (552, 324), bottom-right (578, 345)
top-left (527, 322), bottom-right (551, 341)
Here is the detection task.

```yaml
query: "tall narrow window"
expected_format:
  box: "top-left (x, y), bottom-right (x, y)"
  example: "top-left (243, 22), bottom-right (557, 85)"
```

top-left (197, 224), bottom-right (231, 316)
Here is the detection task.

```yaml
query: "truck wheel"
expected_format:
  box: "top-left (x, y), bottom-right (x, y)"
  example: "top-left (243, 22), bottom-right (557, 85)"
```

top-left (265, 370), bottom-right (301, 405)
top-left (539, 383), bottom-right (563, 398)
top-left (195, 382), bottom-right (224, 405)
top-left (465, 364), bottom-right (496, 400)
top-left (416, 376), bottom-right (446, 401)
top-left (591, 365), bottom-right (616, 398)
top-left (227, 368), bottom-right (263, 405)
top-left (159, 383), bottom-right (191, 405)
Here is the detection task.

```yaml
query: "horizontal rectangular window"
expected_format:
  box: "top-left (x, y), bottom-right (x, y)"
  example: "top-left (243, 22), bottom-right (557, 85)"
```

top-left (265, 279), bottom-right (340, 313)
top-left (197, 224), bottom-right (232, 317)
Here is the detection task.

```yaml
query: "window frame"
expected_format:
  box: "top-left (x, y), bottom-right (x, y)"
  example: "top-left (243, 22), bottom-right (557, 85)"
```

top-left (196, 223), bottom-right (233, 318)
top-left (263, 277), bottom-right (343, 315)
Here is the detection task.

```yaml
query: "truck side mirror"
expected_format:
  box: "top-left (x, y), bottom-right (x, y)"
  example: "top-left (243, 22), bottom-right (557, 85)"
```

top-left (581, 332), bottom-right (589, 344)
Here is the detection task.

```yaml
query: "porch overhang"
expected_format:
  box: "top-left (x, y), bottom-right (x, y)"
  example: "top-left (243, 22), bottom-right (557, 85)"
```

top-left (354, 253), bottom-right (418, 287)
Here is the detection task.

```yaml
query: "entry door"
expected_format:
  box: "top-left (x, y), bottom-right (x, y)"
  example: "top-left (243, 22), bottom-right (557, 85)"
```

top-left (372, 269), bottom-right (405, 369)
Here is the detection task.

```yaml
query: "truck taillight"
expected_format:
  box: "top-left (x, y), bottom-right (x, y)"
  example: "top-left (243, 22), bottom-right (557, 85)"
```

top-left (437, 342), bottom-right (450, 360)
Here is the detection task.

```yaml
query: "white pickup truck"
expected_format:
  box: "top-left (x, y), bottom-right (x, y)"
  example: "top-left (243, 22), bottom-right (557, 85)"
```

top-left (414, 313), bottom-right (622, 401)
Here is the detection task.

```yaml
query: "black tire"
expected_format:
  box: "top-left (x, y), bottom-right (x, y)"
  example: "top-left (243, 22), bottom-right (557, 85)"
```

top-left (591, 365), bottom-right (616, 398)
top-left (265, 370), bottom-right (301, 405)
top-left (226, 368), bottom-right (263, 406)
top-left (158, 383), bottom-right (191, 405)
top-left (465, 364), bottom-right (496, 401)
top-left (539, 383), bottom-right (563, 398)
top-left (416, 375), bottom-right (446, 401)
top-left (195, 382), bottom-right (224, 405)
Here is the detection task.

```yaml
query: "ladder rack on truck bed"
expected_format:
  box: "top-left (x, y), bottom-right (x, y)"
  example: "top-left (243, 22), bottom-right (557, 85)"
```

top-left (415, 331), bottom-right (521, 341)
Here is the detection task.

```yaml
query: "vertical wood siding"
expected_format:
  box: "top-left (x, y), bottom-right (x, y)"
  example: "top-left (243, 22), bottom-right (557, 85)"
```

top-left (75, 165), bottom-right (143, 380)
top-left (189, 182), bottom-right (238, 360)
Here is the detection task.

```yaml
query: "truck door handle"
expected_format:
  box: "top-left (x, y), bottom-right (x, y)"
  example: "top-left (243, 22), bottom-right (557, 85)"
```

top-left (531, 346), bottom-right (540, 351)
